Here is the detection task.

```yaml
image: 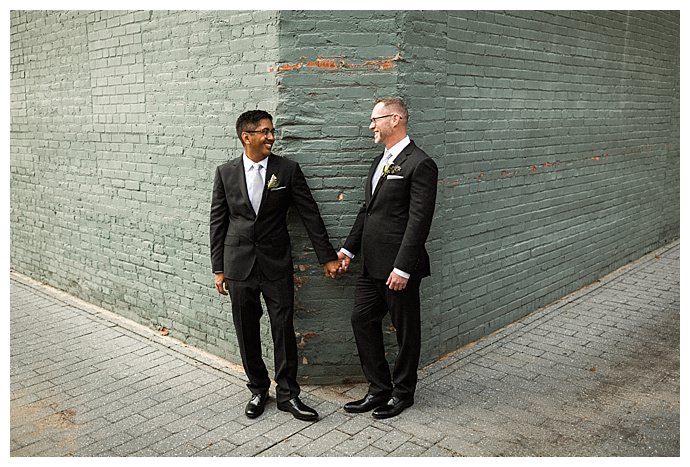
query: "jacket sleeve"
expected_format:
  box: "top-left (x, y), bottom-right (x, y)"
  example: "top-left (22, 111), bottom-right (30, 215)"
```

top-left (290, 162), bottom-right (338, 264)
top-left (342, 201), bottom-right (367, 257)
top-left (209, 166), bottom-right (230, 272)
top-left (393, 156), bottom-right (438, 274)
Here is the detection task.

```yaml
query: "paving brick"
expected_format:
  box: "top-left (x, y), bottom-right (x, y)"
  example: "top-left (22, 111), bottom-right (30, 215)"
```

top-left (371, 429), bottom-right (412, 452)
top-left (257, 433), bottom-right (311, 456)
top-left (296, 429), bottom-right (351, 456)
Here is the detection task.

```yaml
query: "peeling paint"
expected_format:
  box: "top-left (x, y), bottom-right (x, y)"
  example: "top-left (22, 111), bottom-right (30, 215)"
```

top-left (270, 52), bottom-right (401, 72)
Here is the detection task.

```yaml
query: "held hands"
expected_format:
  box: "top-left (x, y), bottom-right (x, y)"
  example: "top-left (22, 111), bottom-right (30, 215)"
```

top-left (324, 251), bottom-right (352, 279)
top-left (323, 260), bottom-right (341, 279)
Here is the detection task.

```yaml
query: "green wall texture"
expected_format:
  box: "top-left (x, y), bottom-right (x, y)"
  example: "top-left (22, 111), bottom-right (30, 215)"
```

top-left (10, 11), bottom-right (679, 383)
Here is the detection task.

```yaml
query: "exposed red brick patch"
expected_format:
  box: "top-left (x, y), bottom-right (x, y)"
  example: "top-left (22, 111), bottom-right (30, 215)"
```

top-left (306, 58), bottom-right (338, 69)
top-left (277, 63), bottom-right (302, 71)
top-left (270, 52), bottom-right (401, 72)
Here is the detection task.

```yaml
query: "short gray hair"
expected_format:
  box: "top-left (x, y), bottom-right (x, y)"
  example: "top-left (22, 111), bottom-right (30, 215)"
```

top-left (375, 97), bottom-right (408, 121)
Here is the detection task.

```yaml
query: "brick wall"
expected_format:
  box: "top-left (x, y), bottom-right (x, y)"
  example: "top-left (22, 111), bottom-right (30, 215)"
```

top-left (10, 10), bottom-right (679, 383)
top-left (437, 10), bottom-right (680, 354)
top-left (10, 10), bottom-right (280, 363)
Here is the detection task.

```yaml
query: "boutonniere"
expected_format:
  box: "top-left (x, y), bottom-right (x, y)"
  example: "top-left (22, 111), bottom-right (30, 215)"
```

top-left (382, 164), bottom-right (402, 177)
top-left (266, 174), bottom-right (280, 190)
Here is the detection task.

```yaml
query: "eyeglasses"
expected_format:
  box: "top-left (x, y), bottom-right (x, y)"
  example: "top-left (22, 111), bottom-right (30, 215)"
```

top-left (370, 114), bottom-right (397, 124)
top-left (244, 128), bottom-right (276, 136)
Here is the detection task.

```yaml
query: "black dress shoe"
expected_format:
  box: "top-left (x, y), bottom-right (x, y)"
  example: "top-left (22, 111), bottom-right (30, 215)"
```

top-left (344, 394), bottom-right (390, 413)
top-left (245, 392), bottom-right (269, 419)
top-left (277, 397), bottom-right (318, 421)
top-left (372, 396), bottom-right (414, 419)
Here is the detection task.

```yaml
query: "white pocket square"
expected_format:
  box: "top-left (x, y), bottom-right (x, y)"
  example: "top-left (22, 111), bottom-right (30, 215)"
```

top-left (270, 186), bottom-right (287, 191)
top-left (387, 175), bottom-right (404, 180)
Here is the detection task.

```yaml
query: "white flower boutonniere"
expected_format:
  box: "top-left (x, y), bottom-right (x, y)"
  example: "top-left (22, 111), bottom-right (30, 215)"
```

top-left (267, 174), bottom-right (280, 190)
top-left (382, 163), bottom-right (402, 178)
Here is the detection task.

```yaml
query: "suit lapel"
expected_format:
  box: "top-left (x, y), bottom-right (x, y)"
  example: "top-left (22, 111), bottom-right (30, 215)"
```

top-left (231, 156), bottom-right (255, 217)
top-left (366, 151), bottom-right (385, 204)
top-left (369, 141), bottom-right (415, 204)
top-left (256, 154), bottom-right (279, 218)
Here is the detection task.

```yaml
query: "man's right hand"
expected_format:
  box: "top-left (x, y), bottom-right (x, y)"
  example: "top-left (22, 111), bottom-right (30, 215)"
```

top-left (214, 272), bottom-right (228, 295)
top-left (337, 251), bottom-right (351, 272)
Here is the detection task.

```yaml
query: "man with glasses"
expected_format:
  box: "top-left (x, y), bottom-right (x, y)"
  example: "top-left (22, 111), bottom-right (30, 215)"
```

top-left (338, 97), bottom-right (438, 419)
top-left (210, 110), bottom-right (341, 421)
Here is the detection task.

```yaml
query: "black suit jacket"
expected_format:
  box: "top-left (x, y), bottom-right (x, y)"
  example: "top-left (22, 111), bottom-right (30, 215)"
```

top-left (210, 154), bottom-right (337, 281)
top-left (343, 140), bottom-right (438, 280)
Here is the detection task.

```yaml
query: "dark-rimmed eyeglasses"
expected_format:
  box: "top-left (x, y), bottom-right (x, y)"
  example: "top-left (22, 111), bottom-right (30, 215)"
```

top-left (370, 114), bottom-right (397, 124)
top-left (244, 128), bottom-right (276, 136)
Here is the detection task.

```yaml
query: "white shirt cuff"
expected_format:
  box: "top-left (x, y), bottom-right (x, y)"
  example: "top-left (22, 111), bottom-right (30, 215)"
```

top-left (393, 268), bottom-right (410, 280)
top-left (339, 248), bottom-right (354, 259)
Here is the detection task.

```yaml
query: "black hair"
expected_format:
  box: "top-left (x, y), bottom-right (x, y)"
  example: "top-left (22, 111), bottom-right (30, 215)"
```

top-left (235, 110), bottom-right (273, 139)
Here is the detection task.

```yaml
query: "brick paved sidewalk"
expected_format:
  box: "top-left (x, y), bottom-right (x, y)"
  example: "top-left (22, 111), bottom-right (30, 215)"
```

top-left (10, 240), bottom-right (680, 456)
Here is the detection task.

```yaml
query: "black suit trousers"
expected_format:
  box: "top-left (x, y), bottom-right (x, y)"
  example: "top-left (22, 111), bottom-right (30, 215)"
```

top-left (226, 261), bottom-right (300, 403)
top-left (351, 273), bottom-right (422, 401)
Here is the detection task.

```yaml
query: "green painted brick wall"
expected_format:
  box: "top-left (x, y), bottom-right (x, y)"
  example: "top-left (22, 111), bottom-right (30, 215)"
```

top-left (10, 10), bottom-right (679, 384)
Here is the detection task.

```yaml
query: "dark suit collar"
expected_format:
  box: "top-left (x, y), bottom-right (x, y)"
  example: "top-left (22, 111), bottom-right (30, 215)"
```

top-left (392, 139), bottom-right (415, 167)
top-left (264, 153), bottom-right (279, 178)
top-left (386, 135), bottom-right (412, 160)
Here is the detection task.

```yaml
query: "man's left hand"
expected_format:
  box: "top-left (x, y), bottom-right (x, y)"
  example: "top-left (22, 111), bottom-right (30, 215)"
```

top-left (386, 271), bottom-right (408, 291)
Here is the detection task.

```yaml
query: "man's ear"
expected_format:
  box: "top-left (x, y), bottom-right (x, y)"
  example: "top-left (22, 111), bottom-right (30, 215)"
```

top-left (392, 114), bottom-right (402, 128)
